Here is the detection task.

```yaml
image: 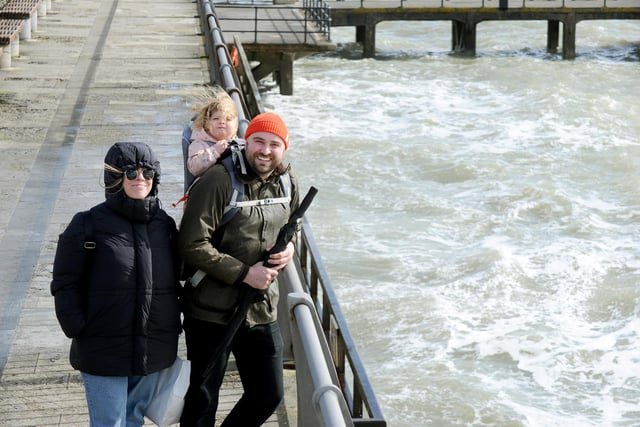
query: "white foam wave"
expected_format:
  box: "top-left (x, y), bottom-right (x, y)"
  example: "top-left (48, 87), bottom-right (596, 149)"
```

top-left (266, 21), bottom-right (640, 427)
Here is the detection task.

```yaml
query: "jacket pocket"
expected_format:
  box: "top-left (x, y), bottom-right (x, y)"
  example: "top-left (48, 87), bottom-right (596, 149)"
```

top-left (190, 277), bottom-right (241, 314)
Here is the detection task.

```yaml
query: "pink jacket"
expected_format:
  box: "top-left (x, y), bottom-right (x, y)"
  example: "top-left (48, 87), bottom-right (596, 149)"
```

top-left (187, 128), bottom-right (225, 177)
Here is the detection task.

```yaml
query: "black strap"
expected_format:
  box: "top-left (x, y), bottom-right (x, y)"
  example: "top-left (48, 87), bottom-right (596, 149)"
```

top-left (80, 210), bottom-right (96, 289)
top-left (83, 211), bottom-right (96, 250)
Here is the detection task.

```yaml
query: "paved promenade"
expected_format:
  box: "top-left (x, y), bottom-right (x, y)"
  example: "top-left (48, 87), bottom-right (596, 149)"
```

top-left (0, 0), bottom-right (293, 425)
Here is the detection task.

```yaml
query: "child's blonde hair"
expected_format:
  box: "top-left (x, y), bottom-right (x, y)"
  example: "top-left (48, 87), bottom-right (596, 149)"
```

top-left (191, 86), bottom-right (238, 132)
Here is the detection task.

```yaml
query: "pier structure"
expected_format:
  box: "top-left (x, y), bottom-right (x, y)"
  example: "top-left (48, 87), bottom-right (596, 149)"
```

top-left (214, 0), bottom-right (639, 93)
top-left (214, 0), bottom-right (336, 95)
top-left (328, 0), bottom-right (640, 59)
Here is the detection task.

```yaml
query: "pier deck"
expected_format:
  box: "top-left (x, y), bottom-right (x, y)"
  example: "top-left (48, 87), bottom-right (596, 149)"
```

top-left (0, 0), bottom-right (295, 425)
top-left (327, 0), bottom-right (640, 57)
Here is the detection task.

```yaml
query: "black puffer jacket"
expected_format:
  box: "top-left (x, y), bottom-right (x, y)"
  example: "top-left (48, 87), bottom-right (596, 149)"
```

top-left (51, 142), bottom-right (181, 376)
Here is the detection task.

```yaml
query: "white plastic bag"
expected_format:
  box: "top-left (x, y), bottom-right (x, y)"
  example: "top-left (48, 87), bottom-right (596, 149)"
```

top-left (146, 357), bottom-right (191, 427)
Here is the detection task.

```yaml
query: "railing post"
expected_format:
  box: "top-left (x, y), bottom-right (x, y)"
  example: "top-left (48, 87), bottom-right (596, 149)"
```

top-left (253, 7), bottom-right (258, 44)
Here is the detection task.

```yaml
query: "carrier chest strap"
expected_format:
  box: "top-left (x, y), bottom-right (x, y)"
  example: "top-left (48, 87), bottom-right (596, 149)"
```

top-left (226, 195), bottom-right (291, 210)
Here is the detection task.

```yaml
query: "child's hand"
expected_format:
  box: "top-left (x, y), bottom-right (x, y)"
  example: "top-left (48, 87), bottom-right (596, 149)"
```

top-left (215, 140), bottom-right (229, 156)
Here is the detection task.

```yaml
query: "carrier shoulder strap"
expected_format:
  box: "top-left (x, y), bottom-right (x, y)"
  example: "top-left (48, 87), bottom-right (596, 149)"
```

top-left (219, 154), bottom-right (292, 227)
top-left (182, 120), bottom-right (196, 193)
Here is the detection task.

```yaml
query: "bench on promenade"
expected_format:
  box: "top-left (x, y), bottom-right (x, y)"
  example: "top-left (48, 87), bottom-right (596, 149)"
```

top-left (0, 18), bottom-right (23, 68)
top-left (0, 0), bottom-right (45, 41)
top-left (0, 0), bottom-right (52, 69)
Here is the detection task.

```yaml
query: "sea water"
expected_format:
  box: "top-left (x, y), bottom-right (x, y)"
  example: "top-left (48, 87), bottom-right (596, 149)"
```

top-left (263, 20), bottom-right (640, 427)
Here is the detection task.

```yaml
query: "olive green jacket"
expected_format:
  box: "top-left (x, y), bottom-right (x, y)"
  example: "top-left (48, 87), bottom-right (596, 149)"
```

top-left (178, 153), bottom-right (299, 326)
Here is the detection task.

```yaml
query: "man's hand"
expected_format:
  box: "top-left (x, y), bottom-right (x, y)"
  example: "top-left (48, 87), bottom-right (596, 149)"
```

top-left (244, 262), bottom-right (278, 290)
top-left (266, 241), bottom-right (294, 271)
top-left (242, 242), bottom-right (294, 290)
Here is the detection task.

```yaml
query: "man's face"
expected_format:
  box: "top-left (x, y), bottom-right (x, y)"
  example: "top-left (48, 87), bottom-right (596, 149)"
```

top-left (245, 131), bottom-right (286, 179)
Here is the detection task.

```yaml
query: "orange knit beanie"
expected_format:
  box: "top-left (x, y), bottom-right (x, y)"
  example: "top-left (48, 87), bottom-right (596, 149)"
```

top-left (244, 112), bottom-right (290, 149)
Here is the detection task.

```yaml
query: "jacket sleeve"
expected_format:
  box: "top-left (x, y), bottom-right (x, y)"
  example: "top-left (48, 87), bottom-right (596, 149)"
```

top-left (50, 212), bottom-right (90, 338)
top-left (178, 167), bottom-right (247, 285)
top-left (187, 132), bottom-right (218, 177)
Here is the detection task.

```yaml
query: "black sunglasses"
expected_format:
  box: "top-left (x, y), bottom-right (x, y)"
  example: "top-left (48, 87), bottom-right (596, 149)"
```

top-left (124, 168), bottom-right (155, 180)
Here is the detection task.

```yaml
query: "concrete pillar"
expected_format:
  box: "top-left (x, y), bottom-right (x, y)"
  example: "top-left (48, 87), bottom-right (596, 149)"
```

top-left (0, 47), bottom-right (11, 69)
top-left (39, 1), bottom-right (47, 17)
top-left (11, 38), bottom-right (19, 57)
top-left (547, 20), bottom-right (559, 53)
top-left (278, 52), bottom-right (294, 96)
top-left (31, 12), bottom-right (38, 33)
top-left (452, 21), bottom-right (463, 52)
top-left (355, 26), bottom-right (365, 44)
top-left (19, 19), bottom-right (31, 41)
top-left (451, 21), bottom-right (476, 56)
top-left (562, 14), bottom-right (576, 59)
top-left (465, 22), bottom-right (477, 56)
top-left (362, 23), bottom-right (376, 58)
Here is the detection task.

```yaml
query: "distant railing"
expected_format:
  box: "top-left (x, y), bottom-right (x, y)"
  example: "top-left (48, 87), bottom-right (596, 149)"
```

top-left (215, 2), bottom-right (331, 44)
top-left (304, 0), bottom-right (331, 39)
top-left (330, 0), bottom-right (630, 9)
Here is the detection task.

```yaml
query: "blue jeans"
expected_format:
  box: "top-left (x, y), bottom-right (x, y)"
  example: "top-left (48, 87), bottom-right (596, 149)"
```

top-left (81, 371), bottom-right (159, 427)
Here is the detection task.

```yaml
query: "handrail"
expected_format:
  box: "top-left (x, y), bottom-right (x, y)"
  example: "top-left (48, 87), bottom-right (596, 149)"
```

top-left (298, 217), bottom-right (386, 426)
top-left (285, 279), bottom-right (354, 426)
top-left (196, 1), bottom-right (385, 425)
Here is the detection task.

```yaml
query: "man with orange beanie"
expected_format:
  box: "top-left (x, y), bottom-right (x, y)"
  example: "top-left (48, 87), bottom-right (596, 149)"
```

top-left (178, 112), bottom-right (300, 427)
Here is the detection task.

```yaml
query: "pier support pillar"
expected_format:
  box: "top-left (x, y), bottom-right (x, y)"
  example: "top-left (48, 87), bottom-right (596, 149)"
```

top-left (451, 21), bottom-right (476, 57)
top-left (362, 23), bottom-right (376, 58)
top-left (276, 52), bottom-right (294, 96)
top-left (562, 14), bottom-right (576, 59)
top-left (547, 20), bottom-right (560, 54)
top-left (356, 25), bottom-right (365, 44)
top-left (250, 52), bottom-right (295, 95)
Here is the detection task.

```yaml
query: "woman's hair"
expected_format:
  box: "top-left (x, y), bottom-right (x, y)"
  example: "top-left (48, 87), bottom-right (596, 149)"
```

top-left (191, 85), bottom-right (238, 131)
top-left (103, 163), bottom-right (124, 191)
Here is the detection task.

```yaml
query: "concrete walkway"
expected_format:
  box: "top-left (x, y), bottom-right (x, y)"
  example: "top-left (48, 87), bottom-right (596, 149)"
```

top-left (0, 0), bottom-right (292, 425)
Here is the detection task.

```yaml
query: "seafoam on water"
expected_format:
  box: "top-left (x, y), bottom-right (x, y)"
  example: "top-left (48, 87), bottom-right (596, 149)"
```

top-left (265, 21), bottom-right (640, 427)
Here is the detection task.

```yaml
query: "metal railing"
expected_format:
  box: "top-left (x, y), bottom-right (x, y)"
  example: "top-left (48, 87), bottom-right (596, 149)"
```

top-left (298, 217), bottom-right (387, 426)
top-left (215, 2), bottom-right (331, 44)
top-left (196, 1), bottom-right (386, 425)
top-left (331, 0), bottom-right (630, 9)
top-left (304, 0), bottom-right (332, 39)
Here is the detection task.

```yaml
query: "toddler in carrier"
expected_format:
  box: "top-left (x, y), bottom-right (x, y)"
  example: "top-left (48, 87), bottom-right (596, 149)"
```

top-left (187, 86), bottom-right (239, 178)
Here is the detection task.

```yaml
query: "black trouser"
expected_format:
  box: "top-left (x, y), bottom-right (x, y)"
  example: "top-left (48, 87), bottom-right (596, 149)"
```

top-left (180, 316), bottom-right (284, 427)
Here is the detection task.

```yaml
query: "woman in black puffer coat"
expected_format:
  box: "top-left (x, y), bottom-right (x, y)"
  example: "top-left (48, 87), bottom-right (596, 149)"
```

top-left (51, 142), bottom-right (181, 427)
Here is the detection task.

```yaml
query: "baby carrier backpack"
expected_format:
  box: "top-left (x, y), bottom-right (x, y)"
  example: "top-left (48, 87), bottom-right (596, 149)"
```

top-left (179, 122), bottom-right (292, 287)
top-left (177, 122), bottom-right (292, 226)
